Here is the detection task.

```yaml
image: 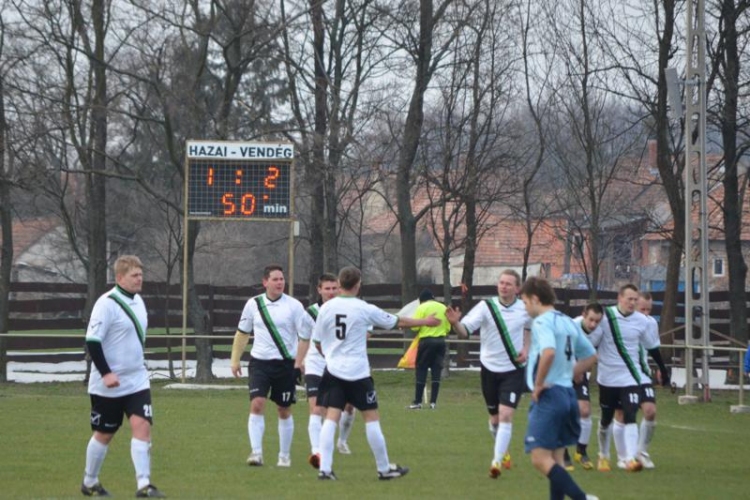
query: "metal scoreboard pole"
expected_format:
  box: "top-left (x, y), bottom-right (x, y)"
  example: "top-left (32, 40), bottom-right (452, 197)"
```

top-left (681, 0), bottom-right (711, 404)
top-left (181, 141), bottom-right (296, 382)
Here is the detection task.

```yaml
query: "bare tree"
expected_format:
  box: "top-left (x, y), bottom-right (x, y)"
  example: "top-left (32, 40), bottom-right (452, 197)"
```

top-left (0, 8), bottom-right (10, 382)
top-left (545, 0), bottom-right (649, 297)
top-left (595, 0), bottom-right (685, 333)
top-left (8, 0), bottom-right (113, 317)
top-left (388, 0), bottom-right (465, 303)
top-left (110, 0), bottom-right (288, 381)
top-left (710, 0), bottom-right (750, 346)
top-left (509, 0), bottom-right (559, 282)
top-left (279, 0), bottom-right (396, 296)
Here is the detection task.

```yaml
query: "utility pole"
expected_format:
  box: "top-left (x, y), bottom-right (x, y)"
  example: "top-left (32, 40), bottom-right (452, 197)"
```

top-left (681, 0), bottom-right (711, 404)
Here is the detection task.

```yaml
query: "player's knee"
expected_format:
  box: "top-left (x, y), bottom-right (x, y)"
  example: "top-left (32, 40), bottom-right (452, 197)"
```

top-left (498, 407), bottom-right (514, 423)
top-left (600, 408), bottom-right (614, 427)
top-left (361, 409), bottom-right (379, 423)
top-left (579, 404), bottom-right (591, 419)
top-left (93, 431), bottom-right (115, 445)
top-left (250, 398), bottom-right (266, 414)
top-left (641, 403), bottom-right (656, 420)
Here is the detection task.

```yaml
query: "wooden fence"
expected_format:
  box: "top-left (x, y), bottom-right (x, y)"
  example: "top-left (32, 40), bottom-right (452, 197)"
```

top-left (5, 281), bottom-right (748, 352)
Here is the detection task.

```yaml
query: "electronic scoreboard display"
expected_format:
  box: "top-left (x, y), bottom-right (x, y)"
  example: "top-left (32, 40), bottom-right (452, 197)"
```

top-left (186, 141), bottom-right (293, 220)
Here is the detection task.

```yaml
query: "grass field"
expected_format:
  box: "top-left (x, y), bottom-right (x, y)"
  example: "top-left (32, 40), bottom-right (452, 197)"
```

top-left (0, 370), bottom-right (746, 499)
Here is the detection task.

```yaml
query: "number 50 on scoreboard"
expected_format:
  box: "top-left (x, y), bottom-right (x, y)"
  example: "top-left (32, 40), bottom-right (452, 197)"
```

top-left (185, 140), bottom-right (294, 221)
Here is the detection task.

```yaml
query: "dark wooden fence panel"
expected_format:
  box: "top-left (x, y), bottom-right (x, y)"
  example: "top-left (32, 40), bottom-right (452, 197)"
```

top-left (6, 281), bottom-right (750, 351)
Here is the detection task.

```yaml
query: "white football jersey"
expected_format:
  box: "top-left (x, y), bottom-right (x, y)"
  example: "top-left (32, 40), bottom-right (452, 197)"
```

top-left (312, 296), bottom-right (398, 381)
top-left (459, 297), bottom-right (530, 373)
top-left (303, 303), bottom-right (327, 376)
top-left (86, 287), bottom-right (149, 397)
top-left (589, 306), bottom-right (659, 387)
top-left (638, 315), bottom-right (661, 383)
top-left (237, 293), bottom-right (308, 361)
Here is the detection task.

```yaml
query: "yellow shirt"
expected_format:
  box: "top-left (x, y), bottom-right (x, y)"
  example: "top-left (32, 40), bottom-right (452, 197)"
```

top-left (412, 300), bottom-right (451, 338)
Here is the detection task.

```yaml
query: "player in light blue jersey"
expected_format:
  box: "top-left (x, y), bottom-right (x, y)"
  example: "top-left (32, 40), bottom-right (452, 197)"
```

top-left (521, 277), bottom-right (598, 500)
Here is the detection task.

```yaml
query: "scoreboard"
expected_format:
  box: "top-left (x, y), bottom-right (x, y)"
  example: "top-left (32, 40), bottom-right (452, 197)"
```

top-left (185, 140), bottom-right (294, 220)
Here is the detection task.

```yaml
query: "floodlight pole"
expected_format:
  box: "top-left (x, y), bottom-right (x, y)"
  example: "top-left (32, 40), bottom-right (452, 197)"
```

top-left (682, 0), bottom-right (711, 403)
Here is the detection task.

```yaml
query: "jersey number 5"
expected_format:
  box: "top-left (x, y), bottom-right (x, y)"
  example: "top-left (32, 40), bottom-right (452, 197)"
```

top-left (335, 314), bottom-right (347, 340)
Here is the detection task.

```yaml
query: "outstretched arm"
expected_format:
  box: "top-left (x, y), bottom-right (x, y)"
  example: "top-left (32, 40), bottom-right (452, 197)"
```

top-left (445, 306), bottom-right (469, 338)
top-left (396, 314), bottom-right (440, 329)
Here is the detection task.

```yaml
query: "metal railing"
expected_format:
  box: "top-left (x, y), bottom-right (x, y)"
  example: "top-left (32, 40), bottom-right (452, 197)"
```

top-left (3, 332), bottom-right (748, 410)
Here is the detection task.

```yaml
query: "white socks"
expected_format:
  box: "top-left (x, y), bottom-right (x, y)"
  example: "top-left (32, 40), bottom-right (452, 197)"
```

top-left (319, 419), bottom-right (337, 473)
top-left (366, 421), bottom-right (390, 473)
top-left (493, 423), bottom-right (512, 463)
top-left (248, 414), bottom-right (265, 454)
top-left (83, 437), bottom-right (109, 487)
top-left (638, 419), bottom-right (656, 454)
top-left (308, 414), bottom-right (323, 454)
top-left (579, 417), bottom-right (592, 446)
top-left (613, 420), bottom-right (627, 461)
top-left (131, 438), bottom-right (151, 490)
top-left (624, 423), bottom-right (639, 460)
top-left (278, 416), bottom-right (294, 458)
top-left (338, 411), bottom-right (355, 445)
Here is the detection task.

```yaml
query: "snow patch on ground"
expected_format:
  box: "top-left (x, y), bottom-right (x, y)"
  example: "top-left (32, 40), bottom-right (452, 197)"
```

top-left (8, 356), bottom-right (236, 383)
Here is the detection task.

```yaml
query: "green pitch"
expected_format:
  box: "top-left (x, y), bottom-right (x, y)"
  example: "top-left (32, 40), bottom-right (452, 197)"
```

top-left (0, 371), bottom-right (746, 499)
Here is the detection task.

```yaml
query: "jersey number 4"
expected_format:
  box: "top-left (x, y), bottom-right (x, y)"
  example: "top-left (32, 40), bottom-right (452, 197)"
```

top-left (335, 314), bottom-right (347, 340)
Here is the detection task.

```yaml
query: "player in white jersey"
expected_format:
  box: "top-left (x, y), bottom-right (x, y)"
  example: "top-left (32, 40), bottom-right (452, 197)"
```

top-left (446, 269), bottom-right (531, 479)
top-left (563, 303), bottom-right (604, 472)
top-left (311, 266), bottom-right (440, 480)
top-left (632, 291), bottom-right (670, 469)
top-left (80, 255), bottom-right (165, 498)
top-left (521, 277), bottom-right (599, 500)
top-left (231, 264), bottom-right (309, 468)
top-left (294, 273), bottom-right (358, 468)
top-left (588, 284), bottom-right (659, 473)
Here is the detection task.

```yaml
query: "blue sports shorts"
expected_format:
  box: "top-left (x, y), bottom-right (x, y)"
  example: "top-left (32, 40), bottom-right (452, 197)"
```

top-left (524, 385), bottom-right (580, 453)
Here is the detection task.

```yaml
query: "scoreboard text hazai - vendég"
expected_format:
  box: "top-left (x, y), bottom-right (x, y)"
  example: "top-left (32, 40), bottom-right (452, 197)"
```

top-left (187, 143), bottom-right (293, 159)
top-left (186, 141), bottom-right (294, 220)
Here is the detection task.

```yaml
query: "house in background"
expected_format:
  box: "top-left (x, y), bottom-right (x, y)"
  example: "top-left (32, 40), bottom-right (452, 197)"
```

top-left (1, 217), bottom-right (86, 283)
top-left (358, 140), bottom-right (750, 292)
top-left (639, 172), bottom-right (750, 292)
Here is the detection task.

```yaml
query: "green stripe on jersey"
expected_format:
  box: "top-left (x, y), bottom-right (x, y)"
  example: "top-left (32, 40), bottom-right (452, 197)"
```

top-left (307, 303), bottom-right (319, 320)
top-left (108, 292), bottom-right (146, 346)
top-left (605, 306), bottom-right (641, 385)
top-left (486, 299), bottom-right (523, 369)
top-left (255, 295), bottom-right (292, 360)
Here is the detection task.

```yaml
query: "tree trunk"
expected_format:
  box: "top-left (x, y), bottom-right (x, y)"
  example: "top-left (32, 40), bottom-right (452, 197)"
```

top-left (0, 72), bottom-right (10, 382)
top-left (397, 0), bottom-right (435, 304)
top-left (719, 0), bottom-right (748, 347)
top-left (83, 0), bottom-right (109, 322)
top-left (458, 196), bottom-right (477, 366)
top-left (186, 220), bottom-right (213, 382)
top-left (655, 0), bottom-right (683, 338)
top-left (307, 0), bottom-right (327, 291)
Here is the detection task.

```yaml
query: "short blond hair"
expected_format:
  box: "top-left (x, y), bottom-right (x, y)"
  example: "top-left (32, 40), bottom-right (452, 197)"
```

top-left (114, 255), bottom-right (143, 278)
